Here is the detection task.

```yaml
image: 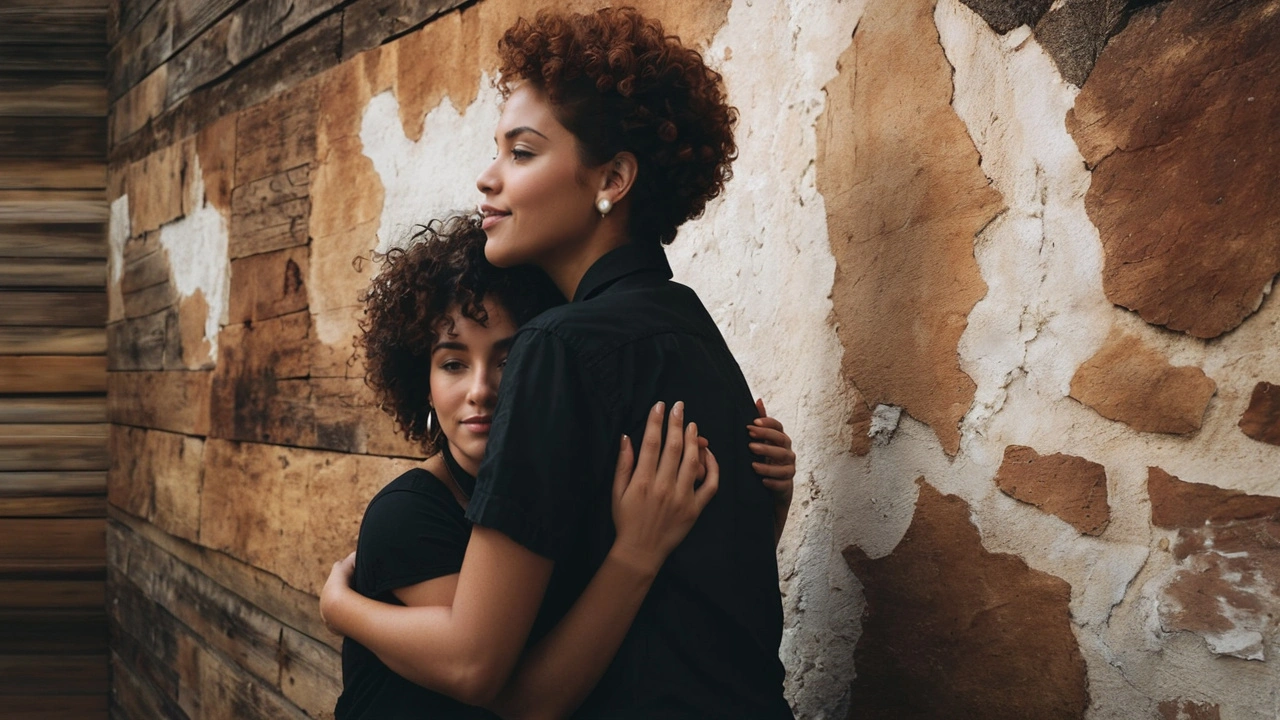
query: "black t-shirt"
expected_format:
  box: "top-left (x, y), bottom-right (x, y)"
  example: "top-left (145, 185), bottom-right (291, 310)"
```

top-left (467, 242), bottom-right (793, 719)
top-left (336, 467), bottom-right (497, 720)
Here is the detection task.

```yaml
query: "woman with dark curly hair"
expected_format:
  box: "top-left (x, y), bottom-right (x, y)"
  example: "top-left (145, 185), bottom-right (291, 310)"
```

top-left (322, 8), bottom-right (795, 718)
top-left (330, 214), bottom-right (794, 719)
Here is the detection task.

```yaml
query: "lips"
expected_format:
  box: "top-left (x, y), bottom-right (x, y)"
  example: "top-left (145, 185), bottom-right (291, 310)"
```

top-left (479, 205), bottom-right (510, 231)
top-left (461, 416), bottom-right (493, 433)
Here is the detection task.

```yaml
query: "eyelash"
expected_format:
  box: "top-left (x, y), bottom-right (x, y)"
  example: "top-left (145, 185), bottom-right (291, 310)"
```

top-left (511, 149), bottom-right (533, 161)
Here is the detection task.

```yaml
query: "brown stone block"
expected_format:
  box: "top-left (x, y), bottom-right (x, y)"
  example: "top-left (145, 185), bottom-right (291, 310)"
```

top-left (228, 164), bottom-right (311, 259)
top-left (815, 0), bottom-right (1001, 456)
top-left (228, 245), bottom-right (309, 324)
top-left (108, 370), bottom-right (212, 436)
top-left (1069, 329), bottom-right (1216, 434)
top-left (959, 0), bottom-right (1052, 33)
top-left (1032, 0), bottom-right (1130, 87)
top-left (1067, 0), bottom-right (1280, 338)
top-left (1147, 467), bottom-right (1280, 660)
top-left (200, 439), bottom-right (416, 594)
top-left (843, 479), bottom-right (1089, 718)
top-left (995, 445), bottom-right (1110, 535)
top-left (1158, 699), bottom-right (1221, 720)
top-left (1239, 381), bottom-right (1280, 446)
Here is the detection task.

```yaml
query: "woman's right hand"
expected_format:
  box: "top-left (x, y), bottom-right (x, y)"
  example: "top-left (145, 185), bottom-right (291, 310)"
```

top-left (609, 401), bottom-right (719, 575)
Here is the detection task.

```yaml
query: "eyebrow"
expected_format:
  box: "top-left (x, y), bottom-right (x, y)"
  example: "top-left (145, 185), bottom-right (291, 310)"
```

top-left (431, 336), bottom-right (517, 353)
top-left (502, 126), bottom-right (548, 141)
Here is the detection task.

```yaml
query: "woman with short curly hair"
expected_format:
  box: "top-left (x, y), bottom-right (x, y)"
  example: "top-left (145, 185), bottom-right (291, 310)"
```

top-left (323, 8), bottom-right (795, 718)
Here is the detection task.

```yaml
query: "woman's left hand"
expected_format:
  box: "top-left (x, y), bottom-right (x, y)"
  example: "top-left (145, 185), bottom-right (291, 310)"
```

top-left (748, 398), bottom-right (795, 543)
top-left (320, 551), bottom-right (358, 635)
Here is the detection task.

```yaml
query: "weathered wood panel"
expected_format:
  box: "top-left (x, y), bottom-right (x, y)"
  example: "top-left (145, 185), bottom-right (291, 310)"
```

top-left (0, 79), bottom-right (106, 117)
top-left (340, 0), bottom-right (467, 59)
top-left (108, 516), bottom-right (342, 718)
top-left (0, 580), bottom-right (104, 608)
top-left (0, 291), bottom-right (107, 326)
top-left (2, 695), bottom-right (106, 720)
top-left (0, 356), bottom-right (108, 392)
top-left (0, 396), bottom-right (106, 423)
top-left (0, 258), bottom-right (105, 287)
top-left (0, 518), bottom-right (105, 564)
top-left (0, 607), bottom-right (107, 654)
top-left (108, 424), bottom-right (202, 539)
top-left (0, 471), bottom-right (105, 496)
top-left (0, 495), bottom-right (105, 517)
top-left (229, 164), bottom-right (311, 258)
top-left (227, 244), bottom-right (308, 322)
top-left (107, 370), bottom-right (211, 434)
top-left (0, 222), bottom-right (105, 258)
top-left (0, 655), bottom-right (108, 695)
top-left (0, 116), bottom-right (107, 159)
top-left (0, 160), bottom-right (105, 190)
top-left (0, 327), bottom-right (108, 355)
top-left (0, 189), bottom-right (108, 223)
top-left (0, 423), bottom-right (109, 472)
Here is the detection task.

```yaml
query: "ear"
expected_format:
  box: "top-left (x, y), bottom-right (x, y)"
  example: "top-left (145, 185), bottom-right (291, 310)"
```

top-left (598, 151), bottom-right (638, 204)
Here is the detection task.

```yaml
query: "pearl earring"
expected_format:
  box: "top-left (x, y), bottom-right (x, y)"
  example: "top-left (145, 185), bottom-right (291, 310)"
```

top-left (596, 198), bottom-right (613, 216)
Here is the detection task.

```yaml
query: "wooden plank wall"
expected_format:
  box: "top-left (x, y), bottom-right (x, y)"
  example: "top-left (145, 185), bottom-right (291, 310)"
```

top-left (0, 0), bottom-right (111, 717)
top-left (103, 0), bottom-right (467, 718)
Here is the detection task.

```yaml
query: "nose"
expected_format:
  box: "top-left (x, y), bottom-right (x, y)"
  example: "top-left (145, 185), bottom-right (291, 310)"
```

top-left (476, 156), bottom-right (500, 196)
top-left (467, 364), bottom-right (499, 408)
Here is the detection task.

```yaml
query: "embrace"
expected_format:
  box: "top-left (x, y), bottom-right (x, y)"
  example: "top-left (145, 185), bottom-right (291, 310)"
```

top-left (319, 8), bottom-right (797, 719)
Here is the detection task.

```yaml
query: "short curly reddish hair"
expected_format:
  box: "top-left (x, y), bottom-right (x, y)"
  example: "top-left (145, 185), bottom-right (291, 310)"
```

top-left (357, 214), bottom-right (561, 453)
top-left (497, 7), bottom-right (737, 246)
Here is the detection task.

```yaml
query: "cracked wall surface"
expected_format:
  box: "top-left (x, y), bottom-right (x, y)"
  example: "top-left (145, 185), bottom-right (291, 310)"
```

top-left (105, 0), bottom-right (1280, 716)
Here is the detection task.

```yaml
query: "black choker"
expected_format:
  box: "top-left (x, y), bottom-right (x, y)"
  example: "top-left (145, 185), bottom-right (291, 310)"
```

top-left (440, 443), bottom-right (476, 499)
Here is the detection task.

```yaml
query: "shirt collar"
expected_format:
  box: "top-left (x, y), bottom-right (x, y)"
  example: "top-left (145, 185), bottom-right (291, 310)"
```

top-left (572, 242), bottom-right (673, 303)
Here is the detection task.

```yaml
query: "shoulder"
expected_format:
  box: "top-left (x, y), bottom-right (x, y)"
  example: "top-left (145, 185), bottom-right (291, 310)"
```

top-left (362, 468), bottom-right (464, 526)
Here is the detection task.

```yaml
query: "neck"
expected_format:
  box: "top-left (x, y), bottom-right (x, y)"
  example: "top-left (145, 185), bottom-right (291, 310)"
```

top-left (544, 216), bottom-right (630, 300)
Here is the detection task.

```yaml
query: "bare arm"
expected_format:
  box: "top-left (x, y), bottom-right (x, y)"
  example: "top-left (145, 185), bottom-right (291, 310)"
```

top-left (321, 527), bottom-right (553, 705)
top-left (488, 401), bottom-right (718, 720)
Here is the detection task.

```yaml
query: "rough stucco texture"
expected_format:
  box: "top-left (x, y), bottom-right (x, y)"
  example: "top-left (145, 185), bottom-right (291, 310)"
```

top-left (817, 0), bottom-right (1002, 456)
top-left (994, 445), bottom-right (1110, 535)
top-left (1067, 0), bottom-right (1280, 338)
top-left (1149, 467), bottom-right (1280, 661)
top-left (1069, 328), bottom-right (1216, 434)
top-left (843, 479), bottom-right (1089, 719)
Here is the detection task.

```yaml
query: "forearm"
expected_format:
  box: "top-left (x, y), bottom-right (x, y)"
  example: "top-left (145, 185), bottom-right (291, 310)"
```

top-left (488, 545), bottom-right (658, 720)
top-left (327, 592), bottom-right (482, 697)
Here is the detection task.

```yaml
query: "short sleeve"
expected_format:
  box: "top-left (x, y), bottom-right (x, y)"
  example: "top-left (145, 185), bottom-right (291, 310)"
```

top-left (467, 328), bottom-right (597, 560)
top-left (355, 474), bottom-right (471, 598)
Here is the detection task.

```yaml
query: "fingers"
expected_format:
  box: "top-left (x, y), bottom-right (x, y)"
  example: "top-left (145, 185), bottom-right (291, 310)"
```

top-left (751, 416), bottom-right (786, 433)
top-left (760, 477), bottom-right (791, 491)
top-left (612, 434), bottom-right (634, 503)
top-left (756, 398), bottom-right (767, 417)
top-left (635, 401), bottom-right (666, 479)
top-left (753, 461), bottom-right (795, 479)
top-left (655, 401), bottom-right (685, 484)
top-left (694, 447), bottom-right (719, 511)
top-left (675, 421), bottom-right (702, 495)
top-left (747, 425), bottom-right (791, 448)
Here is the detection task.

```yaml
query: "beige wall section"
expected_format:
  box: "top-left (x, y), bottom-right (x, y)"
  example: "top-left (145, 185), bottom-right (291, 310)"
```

top-left (105, 0), bottom-right (1280, 716)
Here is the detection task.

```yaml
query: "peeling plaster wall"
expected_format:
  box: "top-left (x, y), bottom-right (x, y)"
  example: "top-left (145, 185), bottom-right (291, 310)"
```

top-left (105, 0), bottom-right (1280, 716)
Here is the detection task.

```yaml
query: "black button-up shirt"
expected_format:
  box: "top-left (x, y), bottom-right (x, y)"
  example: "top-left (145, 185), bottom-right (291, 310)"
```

top-left (468, 242), bottom-right (792, 719)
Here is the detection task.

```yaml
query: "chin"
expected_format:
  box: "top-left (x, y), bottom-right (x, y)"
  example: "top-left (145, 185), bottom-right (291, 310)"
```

top-left (483, 234), bottom-right (521, 268)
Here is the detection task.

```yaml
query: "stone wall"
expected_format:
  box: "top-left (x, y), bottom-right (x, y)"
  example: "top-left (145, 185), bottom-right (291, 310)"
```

top-left (105, 0), bottom-right (1280, 717)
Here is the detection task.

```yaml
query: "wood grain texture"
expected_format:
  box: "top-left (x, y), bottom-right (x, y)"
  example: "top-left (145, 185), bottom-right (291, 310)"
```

top-left (0, 423), bottom-right (109, 472)
top-left (107, 370), bottom-right (211, 435)
top-left (0, 327), bottom-right (107, 355)
top-left (0, 223), bottom-right (105, 258)
top-left (0, 655), bottom-right (108, 695)
top-left (0, 471), bottom-right (105, 496)
top-left (0, 291), bottom-right (107, 326)
top-left (0, 494), bottom-right (105, 516)
top-left (0, 160), bottom-right (106, 190)
top-left (0, 258), bottom-right (105, 287)
top-left (0, 356), bottom-right (107, 393)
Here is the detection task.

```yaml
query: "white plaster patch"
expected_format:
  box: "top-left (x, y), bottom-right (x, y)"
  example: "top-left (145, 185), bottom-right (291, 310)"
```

top-left (665, 0), bottom-right (866, 715)
top-left (869, 404), bottom-right (902, 445)
top-left (156, 156), bottom-right (230, 364)
top-left (107, 194), bottom-right (130, 324)
top-left (360, 80), bottom-right (503, 255)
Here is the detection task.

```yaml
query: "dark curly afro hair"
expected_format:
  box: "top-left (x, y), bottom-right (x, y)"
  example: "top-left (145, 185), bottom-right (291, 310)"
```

top-left (497, 6), bottom-right (738, 246)
top-left (357, 213), bottom-right (562, 454)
